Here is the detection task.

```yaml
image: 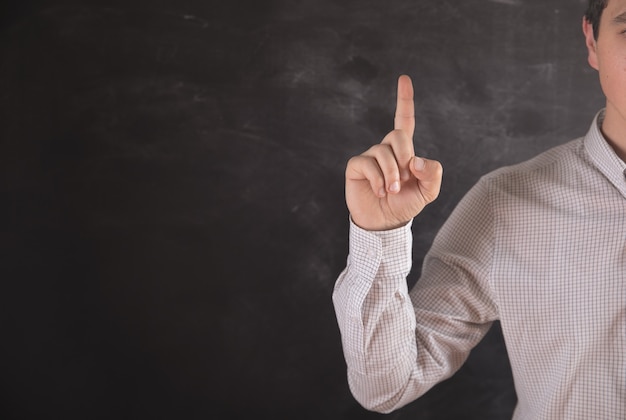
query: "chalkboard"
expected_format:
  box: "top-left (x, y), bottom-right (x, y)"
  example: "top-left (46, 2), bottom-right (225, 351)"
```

top-left (0, 0), bottom-right (604, 419)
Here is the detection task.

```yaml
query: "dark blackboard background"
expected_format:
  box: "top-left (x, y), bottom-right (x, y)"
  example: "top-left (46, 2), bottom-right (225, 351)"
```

top-left (1, 0), bottom-right (605, 419)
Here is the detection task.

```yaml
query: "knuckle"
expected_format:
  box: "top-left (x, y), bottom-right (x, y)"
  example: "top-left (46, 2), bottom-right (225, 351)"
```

top-left (381, 130), bottom-right (401, 145)
top-left (345, 155), bottom-right (358, 171)
top-left (347, 155), bottom-right (360, 166)
top-left (425, 159), bottom-right (443, 176)
top-left (384, 130), bottom-right (413, 158)
top-left (432, 160), bottom-right (444, 176)
top-left (345, 155), bottom-right (365, 176)
top-left (368, 143), bottom-right (390, 154)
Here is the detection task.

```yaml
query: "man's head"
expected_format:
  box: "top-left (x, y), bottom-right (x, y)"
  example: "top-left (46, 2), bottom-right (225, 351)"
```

top-left (585, 0), bottom-right (608, 39)
top-left (583, 0), bottom-right (626, 158)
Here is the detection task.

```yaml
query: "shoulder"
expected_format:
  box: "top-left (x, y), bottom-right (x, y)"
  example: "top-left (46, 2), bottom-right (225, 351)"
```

top-left (442, 137), bottom-right (590, 226)
top-left (478, 138), bottom-right (587, 193)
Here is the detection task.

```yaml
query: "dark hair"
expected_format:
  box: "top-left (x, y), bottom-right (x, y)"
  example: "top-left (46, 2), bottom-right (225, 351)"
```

top-left (585, 0), bottom-right (608, 39)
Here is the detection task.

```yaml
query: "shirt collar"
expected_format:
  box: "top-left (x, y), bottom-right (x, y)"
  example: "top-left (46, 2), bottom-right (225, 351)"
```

top-left (584, 109), bottom-right (626, 197)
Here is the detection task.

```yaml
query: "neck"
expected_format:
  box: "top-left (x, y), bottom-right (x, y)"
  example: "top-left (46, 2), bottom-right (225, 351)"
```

top-left (599, 105), bottom-right (626, 163)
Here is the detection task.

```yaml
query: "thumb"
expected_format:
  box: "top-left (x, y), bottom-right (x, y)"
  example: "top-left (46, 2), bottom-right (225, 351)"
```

top-left (410, 156), bottom-right (443, 203)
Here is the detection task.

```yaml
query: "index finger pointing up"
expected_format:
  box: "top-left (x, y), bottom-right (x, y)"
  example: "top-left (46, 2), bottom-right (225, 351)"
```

top-left (394, 74), bottom-right (415, 139)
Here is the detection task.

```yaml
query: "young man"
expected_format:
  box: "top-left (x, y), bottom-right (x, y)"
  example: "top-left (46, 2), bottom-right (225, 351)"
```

top-left (332, 0), bottom-right (626, 418)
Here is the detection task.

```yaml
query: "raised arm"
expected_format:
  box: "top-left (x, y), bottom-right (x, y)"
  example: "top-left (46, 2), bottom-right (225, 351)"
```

top-left (334, 76), bottom-right (495, 413)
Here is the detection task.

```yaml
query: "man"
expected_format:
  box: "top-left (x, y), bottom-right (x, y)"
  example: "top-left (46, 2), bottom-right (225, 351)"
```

top-left (332, 0), bottom-right (626, 418)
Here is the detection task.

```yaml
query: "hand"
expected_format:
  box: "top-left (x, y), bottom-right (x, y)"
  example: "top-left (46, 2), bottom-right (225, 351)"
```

top-left (345, 75), bottom-right (443, 231)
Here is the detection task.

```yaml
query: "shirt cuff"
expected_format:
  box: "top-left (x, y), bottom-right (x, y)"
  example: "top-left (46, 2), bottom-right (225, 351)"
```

top-left (348, 217), bottom-right (414, 281)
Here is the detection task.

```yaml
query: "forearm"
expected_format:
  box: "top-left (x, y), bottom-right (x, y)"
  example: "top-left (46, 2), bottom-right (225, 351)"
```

top-left (332, 219), bottom-right (420, 412)
top-left (332, 212), bottom-right (497, 413)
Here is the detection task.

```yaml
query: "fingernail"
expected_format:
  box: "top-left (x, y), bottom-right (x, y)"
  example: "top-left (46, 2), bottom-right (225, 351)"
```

top-left (378, 188), bottom-right (387, 197)
top-left (389, 181), bottom-right (400, 193)
top-left (414, 157), bottom-right (425, 171)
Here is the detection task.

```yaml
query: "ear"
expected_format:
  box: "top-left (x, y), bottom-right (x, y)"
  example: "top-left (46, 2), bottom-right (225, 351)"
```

top-left (583, 16), bottom-right (599, 70)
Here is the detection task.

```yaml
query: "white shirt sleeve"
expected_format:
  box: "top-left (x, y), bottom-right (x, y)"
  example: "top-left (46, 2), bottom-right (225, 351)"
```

top-left (332, 180), bottom-right (499, 413)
